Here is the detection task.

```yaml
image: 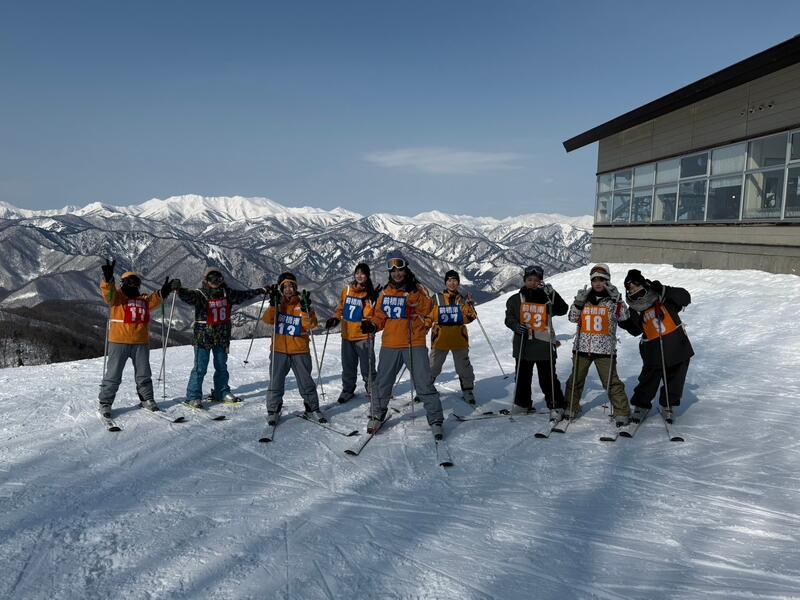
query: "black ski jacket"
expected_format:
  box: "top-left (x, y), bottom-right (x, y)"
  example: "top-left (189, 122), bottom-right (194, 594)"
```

top-left (505, 286), bottom-right (568, 362)
top-left (178, 284), bottom-right (265, 350)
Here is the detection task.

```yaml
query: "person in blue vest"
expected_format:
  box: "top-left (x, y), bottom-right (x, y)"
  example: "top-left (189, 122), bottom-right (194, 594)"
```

top-left (177, 267), bottom-right (267, 408)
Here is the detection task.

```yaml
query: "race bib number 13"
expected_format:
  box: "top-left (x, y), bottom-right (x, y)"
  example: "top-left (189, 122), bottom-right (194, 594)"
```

top-left (276, 313), bottom-right (302, 337)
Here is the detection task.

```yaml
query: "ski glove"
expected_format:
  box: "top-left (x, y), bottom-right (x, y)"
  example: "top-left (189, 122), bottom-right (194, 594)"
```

top-left (516, 324), bottom-right (529, 335)
top-left (300, 290), bottom-right (312, 311)
top-left (160, 277), bottom-right (178, 298)
top-left (541, 283), bottom-right (554, 298)
top-left (574, 286), bottom-right (589, 308)
top-left (268, 285), bottom-right (281, 307)
top-left (360, 320), bottom-right (377, 334)
top-left (325, 317), bottom-right (340, 330)
top-left (605, 283), bottom-right (621, 301)
top-left (101, 258), bottom-right (116, 283)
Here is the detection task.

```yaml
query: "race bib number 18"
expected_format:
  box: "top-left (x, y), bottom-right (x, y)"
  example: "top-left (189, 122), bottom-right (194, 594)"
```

top-left (381, 295), bottom-right (407, 319)
top-left (579, 305), bottom-right (609, 336)
top-left (520, 302), bottom-right (548, 332)
top-left (276, 313), bottom-right (303, 337)
top-left (123, 299), bottom-right (149, 324)
top-left (343, 296), bottom-right (364, 323)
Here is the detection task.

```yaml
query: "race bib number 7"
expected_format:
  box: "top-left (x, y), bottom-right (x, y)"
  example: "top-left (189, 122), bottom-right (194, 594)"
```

top-left (343, 296), bottom-right (364, 323)
top-left (579, 305), bottom-right (609, 336)
top-left (520, 302), bottom-right (548, 333)
top-left (123, 299), bottom-right (150, 324)
top-left (381, 295), bottom-right (407, 319)
top-left (276, 313), bottom-right (303, 337)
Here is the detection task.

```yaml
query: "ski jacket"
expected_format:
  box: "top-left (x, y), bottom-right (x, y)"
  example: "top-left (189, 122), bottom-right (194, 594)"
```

top-left (262, 296), bottom-right (318, 355)
top-left (568, 290), bottom-right (629, 356)
top-left (178, 284), bottom-right (264, 350)
top-left (99, 280), bottom-right (163, 345)
top-left (618, 285), bottom-right (694, 367)
top-left (428, 291), bottom-right (477, 351)
top-left (504, 286), bottom-right (568, 362)
top-left (370, 283), bottom-right (434, 349)
top-left (334, 285), bottom-right (375, 342)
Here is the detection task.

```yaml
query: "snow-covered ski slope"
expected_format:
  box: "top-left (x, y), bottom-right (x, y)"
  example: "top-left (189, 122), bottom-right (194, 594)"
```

top-left (1, 264), bottom-right (799, 600)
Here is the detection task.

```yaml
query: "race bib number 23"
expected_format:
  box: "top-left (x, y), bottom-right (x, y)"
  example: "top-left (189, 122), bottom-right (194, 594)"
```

top-left (520, 302), bottom-right (547, 332)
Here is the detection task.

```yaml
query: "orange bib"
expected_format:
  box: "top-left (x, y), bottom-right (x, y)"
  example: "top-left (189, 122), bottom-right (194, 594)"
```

top-left (520, 302), bottom-right (548, 333)
top-left (579, 305), bottom-right (609, 336)
top-left (642, 305), bottom-right (678, 340)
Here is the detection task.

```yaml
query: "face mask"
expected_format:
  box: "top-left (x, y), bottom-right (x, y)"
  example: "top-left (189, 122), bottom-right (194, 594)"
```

top-left (121, 284), bottom-right (140, 298)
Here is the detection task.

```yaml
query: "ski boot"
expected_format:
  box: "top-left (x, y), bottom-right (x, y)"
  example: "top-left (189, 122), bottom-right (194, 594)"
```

top-left (564, 407), bottom-right (581, 421)
top-left (304, 410), bottom-right (327, 424)
top-left (549, 408), bottom-right (565, 422)
top-left (631, 406), bottom-right (649, 423)
top-left (430, 423), bottom-right (444, 441)
top-left (462, 389), bottom-right (476, 406)
top-left (140, 398), bottom-right (161, 412)
top-left (267, 409), bottom-right (281, 426)
top-left (221, 391), bottom-right (242, 405)
top-left (337, 391), bottom-right (354, 404)
top-left (660, 407), bottom-right (673, 423)
top-left (366, 410), bottom-right (387, 434)
top-left (99, 404), bottom-right (112, 419)
top-left (615, 414), bottom-right (630, 427)
top-left (511, 403), bottom-right (534, 416)
top-left (186, 398), bottom-right (203, 409)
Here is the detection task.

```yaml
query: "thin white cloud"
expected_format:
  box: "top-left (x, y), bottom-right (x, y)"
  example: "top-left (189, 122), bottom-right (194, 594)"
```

top-left (364, 147), bottom-right (526, 174)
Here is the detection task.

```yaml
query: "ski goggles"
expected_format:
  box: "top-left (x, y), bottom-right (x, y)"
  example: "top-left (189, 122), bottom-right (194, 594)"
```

top-left (387, 258), bottom-right (407, 271)
top-left (206, 272), bottom-right (224, 285)
top-left (120, 275), bottom-right (141, 287)
top-left (590, 277), bottom-right (607, 283)
top-left (627, 287), bottom-right (646, 300)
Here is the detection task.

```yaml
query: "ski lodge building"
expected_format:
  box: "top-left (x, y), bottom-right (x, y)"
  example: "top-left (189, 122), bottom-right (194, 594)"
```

top-left (563, 36), bottom-right (800, 275)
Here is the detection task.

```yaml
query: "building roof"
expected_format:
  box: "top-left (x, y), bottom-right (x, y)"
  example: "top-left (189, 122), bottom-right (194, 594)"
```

top-left (562, 35), bottom-right (800, 153)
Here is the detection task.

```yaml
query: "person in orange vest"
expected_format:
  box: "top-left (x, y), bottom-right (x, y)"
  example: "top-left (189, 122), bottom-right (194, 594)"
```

top-left (325, 263), bottom-right (379, 403)
top-left (98, 259), bottom-right (180, 418)
top-left (620, 269), bottom-right (694, 423)
top-left (360, 251), bottom-right (445, 440)
top-left (564, 264), bottom-right (631, 426)
top-left (261, 272), bottom-right (325, 426)
top-left (428, 270), bottom-right (478, 405)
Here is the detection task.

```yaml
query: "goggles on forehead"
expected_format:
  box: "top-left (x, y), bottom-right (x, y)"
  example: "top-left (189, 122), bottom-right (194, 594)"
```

top-left (387, 258), bottom-right (407, 271)
top-left (121, 275), bottom-right (141, 287)
top-left (206, 272), bottom-right (224, 285)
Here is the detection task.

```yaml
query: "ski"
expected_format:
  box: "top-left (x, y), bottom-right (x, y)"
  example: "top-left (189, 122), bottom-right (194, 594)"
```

top-left (660, 410), bottom-right (685, 442)
top-left (551, 418), bottom-right (573, 434)
top-left (599, 424), bottom-right (620, 442)
top-left (534, 417), bottom-right (565, 439)
top-left (344, 414), bottom-right (392, 456)
top-left (99, 413), bottom-right (121, 432)
top-left (205, 394), bottom-right (244, 407)
top-left (452, 409), bottom-right (511, 421)
top-left (141, 407), bottom-right (186, 423)
top-left (298, 414), bottom-right (358, 437)
top-left (435, 440), bottom-right (454, 467)
top-left (618, 410), bottom-right (650, 438)
top-left (258, 415), bottom-right (281, 443)
top-left (182, 402), bottom-right (227, 421)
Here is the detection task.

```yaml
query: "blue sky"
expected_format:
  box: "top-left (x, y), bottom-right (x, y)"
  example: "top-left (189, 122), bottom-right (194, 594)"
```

top-left (1, 1), bottom-right (797, 217)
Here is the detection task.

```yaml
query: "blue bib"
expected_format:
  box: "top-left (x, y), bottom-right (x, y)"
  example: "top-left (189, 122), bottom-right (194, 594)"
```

top-left (343, 296), bottom-right (364, 323)
top-left (381, 295), bottom-right (407, 319)
top-left (276, 312), bottom-right (302, 337)
top-left (438, 305), bottom-right (463, 326)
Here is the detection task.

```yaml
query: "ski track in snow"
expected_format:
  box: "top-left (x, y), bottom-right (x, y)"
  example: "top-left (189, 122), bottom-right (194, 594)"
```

top-left (1, 264), bottom-right (799, 599)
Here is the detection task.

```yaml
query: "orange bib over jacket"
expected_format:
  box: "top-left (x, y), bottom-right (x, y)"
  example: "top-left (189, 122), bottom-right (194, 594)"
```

top-left (100, 280), bottom-right (163, 345)
top-left (370, 284), bottom-right (433, 349)
top-left (262, 296), bottom-right (318, 355)
top-left (579, 305), bottom-right (610, 336)
top-left (519, 302), bottom-right (549, 334)
top-left (641, 304), bottom-right (679, 341)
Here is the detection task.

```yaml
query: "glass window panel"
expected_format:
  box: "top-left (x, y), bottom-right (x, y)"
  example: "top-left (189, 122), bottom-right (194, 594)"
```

top-left (680, 153), bottom-right (708, 178)
top-left (791, 132), bottom-right (800, 162)
top-left (598, 174), bottom-right (613, 193)
top-left (614, 170), bottom-right (632, 189)
top-left (743, 170), bottom-right (784, 219)
top-left (611, 190), bottom-right (631, 223)
top-left (747, 133), bottom-right (787, 170)
top-left (677, 180), bottom-right (707, 221)
top-left (711, 144), bottom-right (745, 175)
top-left (656, 158), bottom-right (679, 184)
top-left (786, 167), bottom-right (800, 218)
top-left (631, 189), bottom-right (653, 223)
top-left (653, 185), bottom-right (677, 222)
top-left (707, 176), bottom-right (743, 221)
top-left (595, 193), bottom-right (611, 223)
top-left (633, 164), bottom-right (655, 188)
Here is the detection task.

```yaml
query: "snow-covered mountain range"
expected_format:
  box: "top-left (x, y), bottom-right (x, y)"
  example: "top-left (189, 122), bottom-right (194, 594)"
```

top-left (0, 195), bottom-right (592, 366)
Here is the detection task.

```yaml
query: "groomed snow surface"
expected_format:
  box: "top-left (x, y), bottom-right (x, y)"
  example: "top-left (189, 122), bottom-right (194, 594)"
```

top-left (1, 263), bottom-right (799, 600)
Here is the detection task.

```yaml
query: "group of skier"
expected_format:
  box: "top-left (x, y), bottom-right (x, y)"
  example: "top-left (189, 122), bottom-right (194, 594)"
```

top-left (96, 251), bottom-right (693, 441)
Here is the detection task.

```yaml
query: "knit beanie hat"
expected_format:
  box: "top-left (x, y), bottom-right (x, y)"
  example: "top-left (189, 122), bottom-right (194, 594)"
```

top-left (444, 269), bottom-right (460, 283)
top-left (523, 265), bottom-right (544, 280)
top-left (624, 269), bottom-right (646, 287)
top-left (590, 264), bottom-right (611, 281)
top-left (277, 272), bottom-right (297, 288)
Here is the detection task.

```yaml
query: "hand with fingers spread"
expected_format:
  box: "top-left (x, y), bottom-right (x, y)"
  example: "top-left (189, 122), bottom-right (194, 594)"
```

top-left (101, 258), bottom-right (116, 283)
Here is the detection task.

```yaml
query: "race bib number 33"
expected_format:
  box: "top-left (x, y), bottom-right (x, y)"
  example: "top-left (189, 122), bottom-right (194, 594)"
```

top-left (520, 302), bottom-right (548, 332)
top-left (381, 295), bottom-right (407, 319)
top-left (276, 313), bottom-right (303, 337)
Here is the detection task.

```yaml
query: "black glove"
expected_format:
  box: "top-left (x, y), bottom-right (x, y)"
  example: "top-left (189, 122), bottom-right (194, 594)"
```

top-left (574, 286), bottom-right (590, 309)
top-left (170, 278), bottom-right (182, 291)
top-left (161, 277), bottom-right (173, 298)
top-left (325, 317), bottom-right (340, 330)
top-left (360, 320), bottom-right (377, 334)
top-left (300, 290), bottom-right (312, 311)
top-left (516, 324), bottom-right (529, 335)
top-left (101, 258), bottom-right (116, 283)
top-left (541, 283), bottom-right (554, 297)
top-left (269, 285), bottom-right (280, 307)
top-left (649, 280), bottom-right (664, 298)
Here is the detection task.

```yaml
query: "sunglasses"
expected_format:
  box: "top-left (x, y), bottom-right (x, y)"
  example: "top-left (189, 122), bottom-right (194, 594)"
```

top-left (387, 258), bottom-right (407, 270)
top-left (206, 272), bottom-right (224, 285)
top-left (121, 275), bottom-right (141, 287)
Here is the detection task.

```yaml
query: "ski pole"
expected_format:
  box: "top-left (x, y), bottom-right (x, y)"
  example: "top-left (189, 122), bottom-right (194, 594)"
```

top-left (159, 291), bottom-right (178, 398)
top-left (474, 313), bottom-right (508, 379)
top-left (101, 285), bottom-right (113, 385)
top-left (511, 328), bottom-right (528, 411)
top-left (157, 301), bottom-right (166, 384)
top-left (243, 290), bottom-right (268, 366)
top-left (604, 292), bottom-right (623, 419)
top-left (367, 332), bottom-right (376, 418)
top-left (392, 365), bottom-right (407, 397)
top-left (267, 303), bottom-right (278, 402)
top-left (655, 302), bottom-right (673, 420)
top-left (319, 328), bottom-right (330, 375)
top-left (406, 309), bottom-right (416, 420)
top-left (309, 328), bottom-right (326, 401)
top-left (547, 295), bottom-right (557, 416)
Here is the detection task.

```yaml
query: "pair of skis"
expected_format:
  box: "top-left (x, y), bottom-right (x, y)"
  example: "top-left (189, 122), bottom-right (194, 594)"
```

top-left (99, 405), bottom-right (187, 432)
top-left (258, 411), bottom-right (359, 443)
top-left (599, 409), bottom-right (684, 442)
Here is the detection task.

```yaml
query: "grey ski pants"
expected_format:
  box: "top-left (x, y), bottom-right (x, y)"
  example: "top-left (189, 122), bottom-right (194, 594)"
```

top-left (340, 338), bottom-right (376, 400)
top-left (266, 352), bottom-right (319, 413)
top-left (372, 346), bottom-right (443, 425)
top-left (98, 342), bottom-right (154, 407)
top-left (429, 347), bottom-right (475, 390)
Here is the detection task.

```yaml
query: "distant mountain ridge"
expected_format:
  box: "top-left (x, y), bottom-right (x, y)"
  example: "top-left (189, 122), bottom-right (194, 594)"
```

top-left (0, 194), bottom-right (592, 367)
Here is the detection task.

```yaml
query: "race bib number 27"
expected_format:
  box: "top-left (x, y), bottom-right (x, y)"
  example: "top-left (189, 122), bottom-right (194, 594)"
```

top-left (438, 305), bottom-right (463, 325)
